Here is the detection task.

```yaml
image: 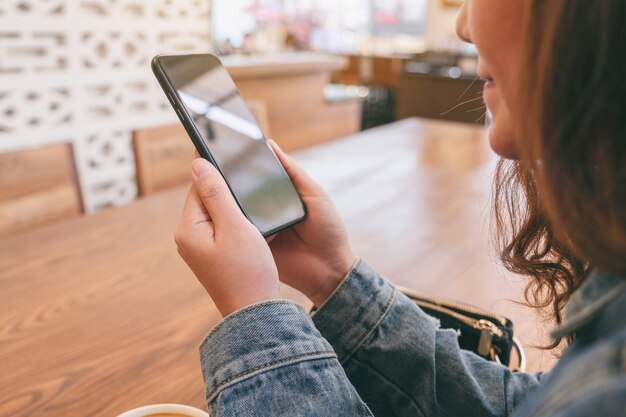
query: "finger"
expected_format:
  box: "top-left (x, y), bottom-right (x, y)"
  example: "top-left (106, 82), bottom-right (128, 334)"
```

top-left (177, 185), bottom-right (215, 241)
top-left (268, 139), bottom-right (322, 196)
top-left (180, 184), bottom-right (210, 224)
top-left (191, 158), bottom-right (246, 231)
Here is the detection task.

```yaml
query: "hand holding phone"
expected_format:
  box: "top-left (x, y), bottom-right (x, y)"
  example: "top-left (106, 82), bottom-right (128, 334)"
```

top-left (158, 53), bottom-right (355, 310)
top-left (174, 140), bottom-right (357, 315)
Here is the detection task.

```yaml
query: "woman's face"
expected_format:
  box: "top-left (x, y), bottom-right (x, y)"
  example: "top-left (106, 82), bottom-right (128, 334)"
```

top-left (456, 0), bottom-right (525, 159)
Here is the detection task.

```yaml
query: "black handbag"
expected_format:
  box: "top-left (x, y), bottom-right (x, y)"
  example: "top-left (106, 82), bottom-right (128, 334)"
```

top-left (398, 287), bottom-right (526, 372)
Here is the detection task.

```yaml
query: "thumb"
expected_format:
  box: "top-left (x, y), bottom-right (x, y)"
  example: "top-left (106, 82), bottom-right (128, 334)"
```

top-left (269, 140), bottom-right (323, 197)
top-left (191, 158), bottom-right (246, 231)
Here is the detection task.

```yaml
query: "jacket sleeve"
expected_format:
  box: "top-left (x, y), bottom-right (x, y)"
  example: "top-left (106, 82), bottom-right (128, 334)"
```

top-left (198, 300), bottom-right (374, 417)
top-left (311, 259), bottom-right (547, 417)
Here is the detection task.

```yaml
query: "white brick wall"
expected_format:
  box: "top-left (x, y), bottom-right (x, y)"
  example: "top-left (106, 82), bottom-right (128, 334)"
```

top-left (0, 0), bottom-right (211, 212)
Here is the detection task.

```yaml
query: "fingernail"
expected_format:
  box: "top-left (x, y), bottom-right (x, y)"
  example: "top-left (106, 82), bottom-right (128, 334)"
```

top-left (192, 158), bottom-right (213, 179)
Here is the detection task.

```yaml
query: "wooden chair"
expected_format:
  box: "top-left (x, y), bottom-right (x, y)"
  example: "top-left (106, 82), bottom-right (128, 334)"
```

top-left (0, 144), bottom-right (82, 238)
top-left (134, 99), bottom-right (272, 196)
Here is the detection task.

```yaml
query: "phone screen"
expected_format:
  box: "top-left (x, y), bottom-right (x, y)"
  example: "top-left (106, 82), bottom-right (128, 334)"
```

top-left (157, 54), bottom-right (305, 236)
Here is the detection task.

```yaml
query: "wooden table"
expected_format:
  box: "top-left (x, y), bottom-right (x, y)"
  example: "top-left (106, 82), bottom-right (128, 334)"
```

top-left (0, 118), bottom-right (553, 417)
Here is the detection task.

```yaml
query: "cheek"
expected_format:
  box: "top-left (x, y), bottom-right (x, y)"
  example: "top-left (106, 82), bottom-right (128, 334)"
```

top-left (465, 0), bottom-right (524, 160)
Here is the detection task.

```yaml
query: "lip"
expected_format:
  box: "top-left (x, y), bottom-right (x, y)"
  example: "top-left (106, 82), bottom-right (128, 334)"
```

top-left (477, 65), bottom-right (496, 107)
top-left (480, 72), bottom-right (495, 90)
top-left (482, 80), bottom-right (496, 109)
top-left (479, 74), bottom-right (494, 84)
top-left (476, 66), bottom-right (494, 84)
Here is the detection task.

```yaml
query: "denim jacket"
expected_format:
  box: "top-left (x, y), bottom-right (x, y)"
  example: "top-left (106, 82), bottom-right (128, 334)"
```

top-left (199, 260), bottom-right (626, 416)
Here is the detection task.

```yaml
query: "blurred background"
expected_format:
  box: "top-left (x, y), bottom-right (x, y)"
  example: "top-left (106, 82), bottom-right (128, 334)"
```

top-left (1, 4), bottom-right (559, 415)
top-left (0, 0), bottom-right (478, 221)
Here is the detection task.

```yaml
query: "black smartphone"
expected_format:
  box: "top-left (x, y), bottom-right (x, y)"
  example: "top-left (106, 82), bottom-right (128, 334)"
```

top-left (151, 53), bottom-right (306, 237)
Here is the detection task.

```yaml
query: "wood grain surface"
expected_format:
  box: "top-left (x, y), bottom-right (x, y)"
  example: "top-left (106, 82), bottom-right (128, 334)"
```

top-left (0, 118), bottom-right (555, 417)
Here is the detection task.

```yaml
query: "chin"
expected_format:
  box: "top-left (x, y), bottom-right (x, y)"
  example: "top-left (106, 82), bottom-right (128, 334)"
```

top-left (487, 111), bottom-right (520, 160)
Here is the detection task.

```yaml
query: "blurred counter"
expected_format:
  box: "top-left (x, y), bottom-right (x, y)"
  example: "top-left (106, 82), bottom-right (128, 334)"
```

top-left (332, 52), bottom-right (484, 125)
top-left (222, 53), bottom-right (362, 151)
top-left (396, 53), bottom-right (484, 125)
top-left (222, 52), bottom-right (348, 79)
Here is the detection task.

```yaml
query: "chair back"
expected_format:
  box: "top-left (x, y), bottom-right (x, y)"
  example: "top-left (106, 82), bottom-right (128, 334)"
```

top-left (0, 144), bottom-right (82, 237)
top-left (133, 123), bottom-right (195, 196)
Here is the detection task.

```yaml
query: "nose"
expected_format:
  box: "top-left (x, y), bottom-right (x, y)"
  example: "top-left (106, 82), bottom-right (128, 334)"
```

top-left (455, 2), bottom-right (472, 44)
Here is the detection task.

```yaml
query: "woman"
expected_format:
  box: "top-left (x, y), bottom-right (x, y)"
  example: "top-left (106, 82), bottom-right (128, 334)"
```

top-left (174, 1), bottom-right (626, 415)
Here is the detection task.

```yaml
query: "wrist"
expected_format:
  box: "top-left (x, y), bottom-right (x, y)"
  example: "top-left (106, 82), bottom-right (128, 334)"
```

top-left (309, 256), bottom-right (359, 307)
top-left (212, 287), bottom-right (281, 317)
top-left (217, 296), bottom-right (282, 317)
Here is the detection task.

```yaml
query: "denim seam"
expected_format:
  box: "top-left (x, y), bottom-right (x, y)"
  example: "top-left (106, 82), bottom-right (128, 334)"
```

top-left (205, 351), bottom-right (338, 403)
top-left (341, 288), bottom-right (397, 364)
top-left (312, 258), bottom-right (362, 316)
top-left (502, 363), bottom-right (512, 417)
top-left (350, 356), bottom-right (428, 417)
top-left (199, 299), bottom-right (303, 349)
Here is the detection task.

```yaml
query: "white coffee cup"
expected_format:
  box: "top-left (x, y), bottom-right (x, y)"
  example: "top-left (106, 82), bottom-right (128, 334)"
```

top-left (116, 403), bottom-right (210, 417)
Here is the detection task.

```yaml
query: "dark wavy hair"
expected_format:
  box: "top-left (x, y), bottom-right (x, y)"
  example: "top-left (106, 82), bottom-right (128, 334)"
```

top-left (494, 0), bottom-right (626, 347)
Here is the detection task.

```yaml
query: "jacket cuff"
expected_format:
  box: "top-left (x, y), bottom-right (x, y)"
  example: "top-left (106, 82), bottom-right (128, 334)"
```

top-left (199, 300), bottom-right (337, 403)
top-left (311, 259), bottom-right (396, 363)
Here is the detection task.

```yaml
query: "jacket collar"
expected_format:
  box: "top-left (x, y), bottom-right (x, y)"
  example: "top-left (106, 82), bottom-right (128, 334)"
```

top-left (551, 269), bottom-right (626, 340)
